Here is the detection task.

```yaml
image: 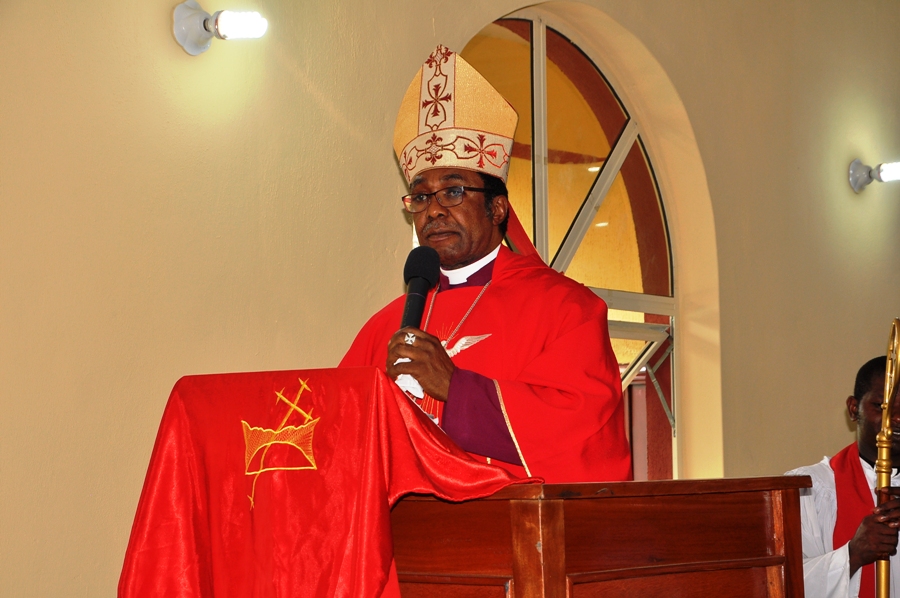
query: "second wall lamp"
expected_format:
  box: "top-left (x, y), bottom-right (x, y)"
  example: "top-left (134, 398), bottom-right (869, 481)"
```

top-left (849, 159), bottom-right (900, 193)
top-left (174, 0), bottom-right (268, 56)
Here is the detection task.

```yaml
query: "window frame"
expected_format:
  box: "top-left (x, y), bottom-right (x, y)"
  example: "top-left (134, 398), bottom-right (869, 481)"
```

top-left (498, 8), bottom-right (677, 475)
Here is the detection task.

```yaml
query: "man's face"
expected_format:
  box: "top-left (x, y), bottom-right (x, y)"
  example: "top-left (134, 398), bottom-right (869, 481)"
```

top-left (849, 374), bottom-right (900, 464)
top-left (409, 168), bottom-right (507, 270)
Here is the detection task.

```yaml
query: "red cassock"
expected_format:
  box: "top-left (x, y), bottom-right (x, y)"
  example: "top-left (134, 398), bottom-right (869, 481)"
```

top-left (119, 367), bottom-right (527, 598)
top-left (340, 246), bottom-right (632, 484)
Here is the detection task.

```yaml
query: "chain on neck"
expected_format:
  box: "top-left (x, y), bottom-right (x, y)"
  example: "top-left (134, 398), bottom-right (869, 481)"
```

top-left (422, 280), bottom-right (492, 346)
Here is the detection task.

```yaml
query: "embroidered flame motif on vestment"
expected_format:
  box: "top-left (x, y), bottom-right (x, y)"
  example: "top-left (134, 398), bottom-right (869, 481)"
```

top-left (241, 378), bottom-right (320, 508)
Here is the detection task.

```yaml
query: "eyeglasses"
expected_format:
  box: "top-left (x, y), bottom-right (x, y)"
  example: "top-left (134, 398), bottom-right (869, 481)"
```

top-left (401, 185), bottom-right (489, 213)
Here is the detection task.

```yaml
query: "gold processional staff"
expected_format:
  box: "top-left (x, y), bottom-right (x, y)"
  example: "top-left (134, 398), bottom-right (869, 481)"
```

top-left (876, 318), bottom-right (900, 598)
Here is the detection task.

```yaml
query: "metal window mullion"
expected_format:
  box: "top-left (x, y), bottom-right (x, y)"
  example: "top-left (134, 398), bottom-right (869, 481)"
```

top-left (590, 287), bottom-right (675, 317)
top-left (650, 344), bottom-right (673, 375)
top-left (531, 18), bottom-right (550, 262)
top-left (551, 119), bottom-right (639, 272)
top-left (620, 339), bottom-right (662, 390)
top-left (607, 320), bottom-right (669, 343)
top-left (646, 367), bottom-right (675, 437)
top-left (646, 345), bottom-right (675, 436)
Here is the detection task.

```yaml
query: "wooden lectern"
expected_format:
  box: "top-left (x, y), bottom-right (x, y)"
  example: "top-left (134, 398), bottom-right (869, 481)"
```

top-left (392, 476), bottom-right (811, 598)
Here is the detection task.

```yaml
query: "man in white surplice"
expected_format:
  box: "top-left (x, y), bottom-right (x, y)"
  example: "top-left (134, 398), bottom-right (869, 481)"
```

top-left (786, 356), bottom-right (900, 598)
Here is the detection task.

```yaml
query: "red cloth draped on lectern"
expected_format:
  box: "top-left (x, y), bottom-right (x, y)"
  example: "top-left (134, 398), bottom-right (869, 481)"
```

top-left (119, 367), bottom-right (529, 597)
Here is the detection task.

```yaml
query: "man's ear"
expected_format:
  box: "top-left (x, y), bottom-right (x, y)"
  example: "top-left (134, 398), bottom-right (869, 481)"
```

top-left (847, 395), bottom-right (860, 422)
top-left (491, 195), bottom-right (509, 226)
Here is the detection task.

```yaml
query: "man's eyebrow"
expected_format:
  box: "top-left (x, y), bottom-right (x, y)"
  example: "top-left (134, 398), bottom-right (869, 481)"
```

top-left (410, 172), bottom-right (465, 188)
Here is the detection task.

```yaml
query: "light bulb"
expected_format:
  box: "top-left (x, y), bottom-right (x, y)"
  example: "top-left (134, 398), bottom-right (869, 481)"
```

top-left (848, 158), bottom-right (900, 193)
top-left (174, 1), bottom-right (269, 55)
top-left (213, 10), bottom-right (268, 39)
top-left (877, 162), bottom-right (900, 183)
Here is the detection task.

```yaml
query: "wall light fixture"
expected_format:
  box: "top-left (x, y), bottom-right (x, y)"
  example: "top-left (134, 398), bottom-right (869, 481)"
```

top-left (174, 0), bottom-right (268, 56)
top-left (849, 159), bottom-right (900, 193)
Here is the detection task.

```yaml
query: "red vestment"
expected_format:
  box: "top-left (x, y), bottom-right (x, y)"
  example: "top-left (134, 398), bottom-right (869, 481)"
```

top-left (119, 367), bottom-right (526, 597)
top-left (340, 246), bottom-right (632, 483)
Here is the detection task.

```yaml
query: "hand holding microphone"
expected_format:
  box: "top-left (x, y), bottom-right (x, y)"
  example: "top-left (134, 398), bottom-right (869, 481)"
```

top-left (388, 247), bottom-right (455, 400)
top-left (400, 246), bottom-right (441, 329)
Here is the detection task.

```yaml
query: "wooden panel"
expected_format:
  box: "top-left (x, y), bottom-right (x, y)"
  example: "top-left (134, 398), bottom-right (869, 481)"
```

top-left (780, 488), bottom-right (805, 597)
top-left (571, 566), bottom-right (769, 598)
top-left (567, 556), bottom-right (785, 584)
top-left (509, 499), bottom-right (567, 598)
top-left (399, 581), bottom-right (509, 598)
top-left (766, 491), bottom-right (786, 598)
top-left (536, 477), bottom-right (810, 501)
top-left (509, 500), bottom-right (544, 597)
top-left (539, 501), bottom-right (567, 598)
top-left (392, 478), bottom-right (811, 598)
top-left (391, 499), bottom-right (514, 575)
top-left (564, 491), bottom-right (774, 571)
top-left (394, 476), bottom-right (809, 502)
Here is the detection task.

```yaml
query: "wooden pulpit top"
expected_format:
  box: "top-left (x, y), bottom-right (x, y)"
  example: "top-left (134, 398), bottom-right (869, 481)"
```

top-left (393, 476), bottom-right (811, 597)
top-left (398, 474), bottom-right (812, 502)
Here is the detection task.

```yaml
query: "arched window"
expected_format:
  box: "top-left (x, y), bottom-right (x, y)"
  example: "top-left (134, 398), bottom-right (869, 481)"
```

top-left (462, 13), bottom-right (675, 480)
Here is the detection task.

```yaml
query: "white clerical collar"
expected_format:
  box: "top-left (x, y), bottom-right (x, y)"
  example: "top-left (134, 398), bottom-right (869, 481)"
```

top-left (441, 245), bottom-right (501, 285)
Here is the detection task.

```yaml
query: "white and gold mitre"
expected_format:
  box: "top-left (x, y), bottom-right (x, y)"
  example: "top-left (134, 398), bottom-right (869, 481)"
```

top-left (393, 44), bottom-right (518, 184)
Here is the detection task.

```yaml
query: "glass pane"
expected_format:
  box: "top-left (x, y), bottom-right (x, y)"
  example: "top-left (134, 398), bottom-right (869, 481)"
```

top-left (612, 338), bottom-right (647, 367)
top-left (627, 341), bottom-right (674, 481)
top-left (608, 308), bottom-right (644, 321)
top-left (624, 139), bottom-right (671, 296)
top-left (608, 308), bottom-right (647, 366)
top-left (566, 160), bottom-right (643, 294)
top-left (566, 139), bottom-right (672, 296)
top-left (461, 20), bottom-right (534, 241)
top-left (546, 27), bottom-right (627, 258)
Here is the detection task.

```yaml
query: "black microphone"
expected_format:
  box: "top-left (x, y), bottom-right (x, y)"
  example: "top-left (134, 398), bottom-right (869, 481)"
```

top-left (400, 246), bottom-right (440, 329)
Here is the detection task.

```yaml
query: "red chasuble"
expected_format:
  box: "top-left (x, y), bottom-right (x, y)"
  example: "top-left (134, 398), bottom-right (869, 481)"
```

top-left (119, 367), bottom-right (527, 598)
top-left (340, 246), bottom-right (632, 483)
top-left (831, 442), bottom-right (877, 598)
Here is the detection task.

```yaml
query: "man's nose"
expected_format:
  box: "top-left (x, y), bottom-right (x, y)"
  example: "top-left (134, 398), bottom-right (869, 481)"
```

top-left (425, 195), bottom-right (449, 218)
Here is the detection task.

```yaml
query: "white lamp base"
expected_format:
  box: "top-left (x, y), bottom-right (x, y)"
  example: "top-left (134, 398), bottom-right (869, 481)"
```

top-left (174, 0), bottom-right (213, 56)
top-left (849, 159), bottom-right (874, 194)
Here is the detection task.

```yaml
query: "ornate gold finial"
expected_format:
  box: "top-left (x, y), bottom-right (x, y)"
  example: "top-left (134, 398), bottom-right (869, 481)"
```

top-left (875, 319), bottom-right (899, 598)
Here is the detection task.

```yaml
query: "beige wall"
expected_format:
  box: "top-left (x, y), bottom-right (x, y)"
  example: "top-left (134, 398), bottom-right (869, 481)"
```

top-left (2, 0), bottom-right (900, 594)
top-left (614, 0), bottom-right (900, 477)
